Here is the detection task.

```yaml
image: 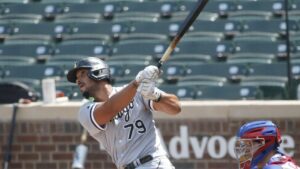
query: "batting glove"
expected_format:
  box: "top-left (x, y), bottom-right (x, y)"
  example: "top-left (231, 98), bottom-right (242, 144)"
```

top-left (135, 65), bottom-right (159, 84)
top-left (137, 79), bottom-right (162, 102)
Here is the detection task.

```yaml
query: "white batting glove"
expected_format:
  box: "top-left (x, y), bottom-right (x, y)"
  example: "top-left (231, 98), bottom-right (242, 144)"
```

top-left (137, 79), bottom-right (162, 102)
top-left (135, 65), bottom-right (159, 84)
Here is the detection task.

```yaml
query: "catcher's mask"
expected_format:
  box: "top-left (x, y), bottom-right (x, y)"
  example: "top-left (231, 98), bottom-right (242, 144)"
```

top-left (67, 57), bottom-right (110, 83)
top-left (234, 120), bottom-right (281, 169)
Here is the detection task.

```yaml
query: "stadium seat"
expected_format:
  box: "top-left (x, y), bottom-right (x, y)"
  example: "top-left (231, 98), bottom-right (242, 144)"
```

top-left (241, 63), bottom-right (289, 99)
top-left (185, 20), bottom-right (242, 40)
top-left (6, 22), bottom-right (71, 44)
top-left (185, 63), bottom-right (248, 83)
top-left (41, 0), bottom-right (86, 4)
top-left (55, 81), bottom-right (83, 101)
top-left (0, 0), bottom-right (29, 3)
top-left (226, 53), bottom-right (276, 65)
top-left (0, 43), bottom-right (54, 61)
top-left (60, 2), bottom-right (122, 20)
top-left (111, 39), bottom-right (168, 61)
top-left (161, 62), bottom-right (186, 84)
top-left (0, 56), bottom-right (36, 65)
top-left (66, 22), bottom-right (130, 42)
top-left (0, 3), bottom-right (61, 22)
top-left (240, 19), bottom-right (299, 40)
top-left (53, 40), bottom-right (111, 60)
top-left (2, 64), bottom-right (64, 80)
top-left (194, 85), bottom-right (263, 100)
top-left (173, 39), bottom-right (235, 61)
top-left (233, 39), bottom-right (296, 60)
top-left (113, 64), bottom-right (145, 86)
top-left (177, 0), bottom-right (237, 18)
top-left (171, 1), bottom-right (219, 21)
top-left (108, 54), bottom-right (154, 66)
top-left (159, 84), bottom-right (196, 100)
top-left (119, 21), bottom-right (170, 41)
top-left (113, 1), bottom-right (176, 22)
top-left (235, 1), bottom-right (286, 18)
top-left (0, 22), bottom-right (13, 41)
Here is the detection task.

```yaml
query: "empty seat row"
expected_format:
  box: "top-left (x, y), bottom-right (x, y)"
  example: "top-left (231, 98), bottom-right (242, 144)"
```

top-left (0, 38), bottom-right (298, 64)
top-left (1, 18), bottom-right (300, 46)
top-left (0, 0), bottom-right (300, 23)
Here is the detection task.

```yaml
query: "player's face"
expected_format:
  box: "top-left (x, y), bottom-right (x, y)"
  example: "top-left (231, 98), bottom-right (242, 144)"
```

top-left (234, 138), bottom-right (265, 169)
top-left (75, 69), bottom-right (97, 97)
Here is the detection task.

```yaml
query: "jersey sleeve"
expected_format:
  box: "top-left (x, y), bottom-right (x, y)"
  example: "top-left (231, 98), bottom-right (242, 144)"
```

top-left (78, 102), bottom-right (106, 135)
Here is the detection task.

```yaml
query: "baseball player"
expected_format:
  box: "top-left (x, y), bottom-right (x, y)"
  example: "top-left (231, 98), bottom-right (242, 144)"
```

top-left (67, 57), bottom-right (181, 169)
top-left (234, 120), bottom-right (300, 169)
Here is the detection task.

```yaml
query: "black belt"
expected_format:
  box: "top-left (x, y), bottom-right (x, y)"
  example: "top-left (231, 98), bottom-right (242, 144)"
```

top-left (124, 155), bottom-right (153, 169)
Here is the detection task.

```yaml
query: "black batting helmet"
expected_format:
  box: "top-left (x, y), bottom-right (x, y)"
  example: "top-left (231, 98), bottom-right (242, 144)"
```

top-left (67, 57), bottom-right (110, 83)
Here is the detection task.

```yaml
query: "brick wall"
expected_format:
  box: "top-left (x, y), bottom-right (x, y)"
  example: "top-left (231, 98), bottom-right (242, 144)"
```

top-left (0, 118), bottom-right (299, 169)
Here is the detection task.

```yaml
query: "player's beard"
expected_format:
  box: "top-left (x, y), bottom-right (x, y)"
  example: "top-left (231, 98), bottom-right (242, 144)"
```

top-left (82, 91), bottom-right (90, 99)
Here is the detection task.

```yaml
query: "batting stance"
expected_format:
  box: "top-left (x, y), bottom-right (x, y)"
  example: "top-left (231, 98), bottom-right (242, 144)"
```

top-left (234, 120), bottom-right (300, 169)
top-left (67, 57), bottom-right (181, 169)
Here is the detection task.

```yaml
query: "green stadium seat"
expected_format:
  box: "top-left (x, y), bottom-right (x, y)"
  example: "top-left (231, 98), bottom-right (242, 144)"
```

top-left (227, 53), bottom-right (275, 65)
top-left (161, 62), bottom-right (186, 84)
top-left (53, 41), bottom-right (111, 60)
top-left (5, 22), bottom-right (71, 44)
top-left (0, 0), bottom-right (29, 3)
top-left (185, 63), bottom-right (248, 83)
top-left (0, 44), bottom-right (53, 61)
top-left (241, 63), bottom-right (289, 99)
top-left (194, 85), bottom-right (263, 100)
top-left (119, 21), bottom-right (171, 41)
top-left (233, 39), bottom-right (296, 60)
top-left (176, 0), bottom-right (237, 18)
top-left (111, 39), bottom-right (168, 61)
top-left (186, 20), bottom-right (242, 40)
top-left (0, 22), bottom-right (13, 41)
top-left (159, 84), bottom-right (196, 100)
top-left (60, 2), bottom-right (122, 20)
top-left (2, 64), bottom-right (65, 80)
top-left (0, 3), bottom-right (61, 22)
top-left (235, 1), bottom-right (286, 18)
top-left (0, 56), bottom-right (36, 65)
top-left (240, 19), bottom-right (299, 40)
top-left (66, 22), bottom-right (130, 42)
top-left (113, 64), bottom-right (145, 86)
top-left (41, 0), bottom-right (86, 4)
top-left (108, 54), bottom-right (154, 65)
top-left (173, 39), bottom-right (235, 61)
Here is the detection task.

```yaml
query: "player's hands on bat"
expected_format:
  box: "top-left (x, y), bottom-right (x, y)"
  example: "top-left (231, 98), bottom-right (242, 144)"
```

top-left (137, 79), bottom-right (162, 102)
top-left (135, 65), bottom-right (159, 84)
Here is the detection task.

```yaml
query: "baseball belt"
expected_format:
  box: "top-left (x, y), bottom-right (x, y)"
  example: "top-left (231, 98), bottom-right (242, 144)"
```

top-left (124, 155), bottom-right (153, 169)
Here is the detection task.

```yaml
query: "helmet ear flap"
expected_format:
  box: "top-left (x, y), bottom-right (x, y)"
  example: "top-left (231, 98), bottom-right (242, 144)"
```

top-left (275, 128), bottom-right (282, 145)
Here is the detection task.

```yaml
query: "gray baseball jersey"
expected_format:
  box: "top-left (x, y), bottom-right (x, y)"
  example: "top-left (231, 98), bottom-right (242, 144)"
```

top-left (78, 86), bottom-right (168, 169)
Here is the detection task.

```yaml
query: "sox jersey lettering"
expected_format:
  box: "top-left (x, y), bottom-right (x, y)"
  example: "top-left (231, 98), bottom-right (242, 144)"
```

top-left (78, 86), bottom-right (167, 169)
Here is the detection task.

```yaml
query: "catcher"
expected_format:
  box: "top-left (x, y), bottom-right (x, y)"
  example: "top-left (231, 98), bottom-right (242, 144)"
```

top-left (234, 120), bottom-right (300, 169)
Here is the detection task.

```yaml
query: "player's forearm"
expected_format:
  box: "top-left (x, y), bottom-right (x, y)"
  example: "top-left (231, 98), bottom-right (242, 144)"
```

top-left (94, 80), bottom-right (138, 124)
top-left (152, 93), bottom-right (181, 115)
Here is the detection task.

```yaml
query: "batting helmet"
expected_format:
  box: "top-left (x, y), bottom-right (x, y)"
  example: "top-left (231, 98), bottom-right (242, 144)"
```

top-left (235, 120), bottom-right (282, 169)
top-left (67, 57), bottom-right (110, 83)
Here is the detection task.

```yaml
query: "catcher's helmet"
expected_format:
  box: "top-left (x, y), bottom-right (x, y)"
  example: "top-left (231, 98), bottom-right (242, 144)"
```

top-left (67, 57), bottom-right (110, 83)
top-left (235, 120), bottom-right (282, 169)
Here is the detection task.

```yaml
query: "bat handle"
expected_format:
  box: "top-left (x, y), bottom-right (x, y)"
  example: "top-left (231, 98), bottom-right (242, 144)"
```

top-left (157, 61), bottom-right (163, 69)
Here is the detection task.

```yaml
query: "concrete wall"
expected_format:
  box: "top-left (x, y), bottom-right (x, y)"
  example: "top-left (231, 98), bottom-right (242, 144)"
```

top-left (0, 101), bottom-right (300, 169)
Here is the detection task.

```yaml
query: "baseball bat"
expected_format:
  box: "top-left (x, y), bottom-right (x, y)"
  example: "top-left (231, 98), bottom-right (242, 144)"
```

top-left (157, 0), bottom-right (209, 68)
top-left (72, 129), bottom-right (88, 169)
